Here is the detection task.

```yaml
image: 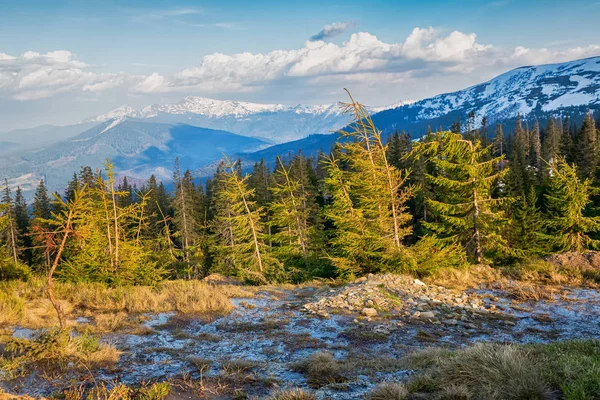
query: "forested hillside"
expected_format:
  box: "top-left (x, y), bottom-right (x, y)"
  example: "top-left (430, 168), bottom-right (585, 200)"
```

top-left (2, 94), bottom-right (600, 285)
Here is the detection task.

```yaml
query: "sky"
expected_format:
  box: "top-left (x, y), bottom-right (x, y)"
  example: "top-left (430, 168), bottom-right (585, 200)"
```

top-left (1, 0), bottom-right (600, 131)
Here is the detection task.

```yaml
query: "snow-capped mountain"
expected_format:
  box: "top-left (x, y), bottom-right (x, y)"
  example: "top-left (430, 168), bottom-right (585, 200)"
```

top-left (83, 97), bottom-right (414, 143)
top-left (371, 56), bottom-right (600, 135)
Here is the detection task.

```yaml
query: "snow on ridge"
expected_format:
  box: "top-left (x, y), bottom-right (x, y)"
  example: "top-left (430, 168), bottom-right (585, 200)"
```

top-left (86, 96), bottom-right (414, 123)
top-left (412, 55), bottom-right (600, 123)
top-left (83, 105), bottom-right (137, 123)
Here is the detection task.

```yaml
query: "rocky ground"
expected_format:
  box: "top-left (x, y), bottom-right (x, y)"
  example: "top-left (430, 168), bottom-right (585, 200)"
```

top-left (2, 273), bottom-right (600, 399)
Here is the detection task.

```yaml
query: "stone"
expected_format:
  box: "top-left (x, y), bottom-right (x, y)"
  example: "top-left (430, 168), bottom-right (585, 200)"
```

top-left (361, 307), bottom-right (378, 317)
top-left (443, 319), bottom-right (458, 326)
top-left (414, 279), bottom-right (426, 286)
top-left (419, 311), bottom-right (436, 320)
top-left (316, 310), bottom-right (329, 318)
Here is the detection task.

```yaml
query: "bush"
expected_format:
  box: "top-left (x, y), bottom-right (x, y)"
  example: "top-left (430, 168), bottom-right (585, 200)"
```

top-left (267, 388), bottom-right (316, 400)
top-left (292, 351), bottom-right (346, 388)
top-left (1, 328), bottom-right (119, 377)
top-left (367, 382), bottom-right (409, 400)
top-left (407, 235), bottom-right (468, 277)
top-left (404, 343), bottom-right (552, 400)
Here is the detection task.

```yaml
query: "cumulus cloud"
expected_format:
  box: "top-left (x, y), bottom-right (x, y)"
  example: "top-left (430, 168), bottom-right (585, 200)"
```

top-left (505, 45), bottom-right (600, 66)
top-left (132, 28), bottom-right (495, 95)
top-left (310, 21), bottom-right (357, 41)
top-left (2, 27), bottom-right (599, 105)
top-left (0, 50), bottom-right (138, 100)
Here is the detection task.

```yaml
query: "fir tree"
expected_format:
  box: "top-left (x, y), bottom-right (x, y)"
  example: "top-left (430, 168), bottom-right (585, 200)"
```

top-left (542, 118), bottom-right (562, 163)
top-left (270, 156), bottom-right (320, 268)
top-left (529, 120), bottom-right (542, 173)
top-left (323, 91), bottom-right (415, 276)
top-left (411, 132), bottom-right (511, 263)
top-left (575, 112), bottom-right (598, 179)
top-left (33, 180), bottom-right (51, 220)
top-left (1, 179), bottom-right (18, 265)
top-left (543, 156), bottom-right (600, 251)
top-left (212, 158), bottom-right (279, 282)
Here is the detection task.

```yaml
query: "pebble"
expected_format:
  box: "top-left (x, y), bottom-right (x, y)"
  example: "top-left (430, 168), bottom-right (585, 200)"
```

top-left (361, 307), bottom-right (378, 317)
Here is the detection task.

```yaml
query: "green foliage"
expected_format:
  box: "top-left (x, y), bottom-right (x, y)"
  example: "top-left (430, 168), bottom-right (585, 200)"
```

top-left (411, 131), bottom-right (513, 263)
top-left (543, 156), bottom-right (600, 252)
top-left (212, 158), bottom-right (281, 282)
top-left (323, 93), bottom-right (415, 277)
top-left (407, 235), bottom-right (468, 276)
top-left (1, 328), bottom-right (110, 377)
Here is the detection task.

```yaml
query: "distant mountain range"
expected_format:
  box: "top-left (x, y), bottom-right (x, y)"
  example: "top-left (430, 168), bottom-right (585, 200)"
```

top-left (81, 96), bottom-right (412, 143)
top-left (1, 56), bottom-right (599, 197)
top-left (0, 121), bottom-right (266, 193)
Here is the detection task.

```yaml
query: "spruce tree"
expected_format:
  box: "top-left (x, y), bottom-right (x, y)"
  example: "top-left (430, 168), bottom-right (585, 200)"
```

top-left (172, 158), bottom-right (203, 275)
top-left (270, 156), bottom-right (320, 269)
top-left (13, 187), bottom-right (30, 264)
top-left (493, 124), bottom-right (504, 158)
top-left (212, 158), bottom-right (278, 282)
top-left (542, 118), bottom-right (562, 163)
top-left (1, 180), bottom-right (18, 265)
top-left (33, 180), bottom-right (51, 220)
top-left (529, 120), bottom-right (542, 173)
top-left (411, 132), bottom-right (511, 263)
top-left (323, 92), bottom-right (415, 276)
top-left (575, 112), bottom-right (598, 179)
top-left (543, 156), bottom-right (600, 251)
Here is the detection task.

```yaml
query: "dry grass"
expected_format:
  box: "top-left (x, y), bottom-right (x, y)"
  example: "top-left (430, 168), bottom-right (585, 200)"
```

top-left (62, 381), bottom-right (170, 400)
top-left (404, 343), bottom-right (552, 400)
top-left (0, 278), bottom-right (252, 329)
top-left (221, 358), bottom-right (259, 374)
top-left (292, 351), bottom-right (346, 388)
top-left (0, 329), bottom-right (120, 378)
top-left (366, 382), bottom-right (409, 400)
top-left (266, 388), bottom-right (316, 400)
top-left (428, 264), bottom-right (502, 291)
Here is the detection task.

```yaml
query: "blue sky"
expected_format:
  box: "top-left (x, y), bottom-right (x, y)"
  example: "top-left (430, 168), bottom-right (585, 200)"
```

top-left (1, 0), bottom-right (599, 130)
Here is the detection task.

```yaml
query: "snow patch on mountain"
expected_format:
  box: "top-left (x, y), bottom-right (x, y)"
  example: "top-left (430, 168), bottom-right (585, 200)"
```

top-left (408, 56), bottom-right (600, 126)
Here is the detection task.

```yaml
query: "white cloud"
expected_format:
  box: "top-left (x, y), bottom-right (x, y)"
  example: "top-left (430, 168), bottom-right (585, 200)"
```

top-left (310, 21), bottom-right (357, 41)
top-left (506, 45), bottom-right (600, 65)
top-left (131, 28), bottom-right (497, 95)
top-left (0, 50), bottom-right (137, 100)
top-left (2, 27), bottom-right (599, 105)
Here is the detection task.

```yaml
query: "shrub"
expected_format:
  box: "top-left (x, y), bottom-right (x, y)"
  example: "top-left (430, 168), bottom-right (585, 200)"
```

top-left (1, 328), bottom-right (119, 376)
top-left (292, 351), bottom-right (346, 388)
top-left (404, 343), bottom-right (552, 400)
top-left (367, 382), bottom-right (409, 400)
top-left (267, 388), bottom-right (316, 400)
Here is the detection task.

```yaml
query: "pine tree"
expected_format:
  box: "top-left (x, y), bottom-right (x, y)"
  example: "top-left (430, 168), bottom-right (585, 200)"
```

top-left (172, 158), bottom-right (203, 275)
top-left (542, 118), bottom-right (562, 163)
top-left (212, 158), bottom-right (278, 282)
top-left (529, 120), bottom-right (542, 173)
top-left (323, 91), bottom-right (415, 276)
top-left (270, 156), bottom-right (320, 269)
top-left (543, 156), bottom-right (600, 251)
top-left (33, 180), bottom-right (51, 220)
top-left (411, 132), bottom-right (511, 263)
top-left (1, 180), bottom-right (18, 265)
top-left (560, 116), bottom-right (574, 163)
top-left (575, 112), bottom-right (598, 179)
